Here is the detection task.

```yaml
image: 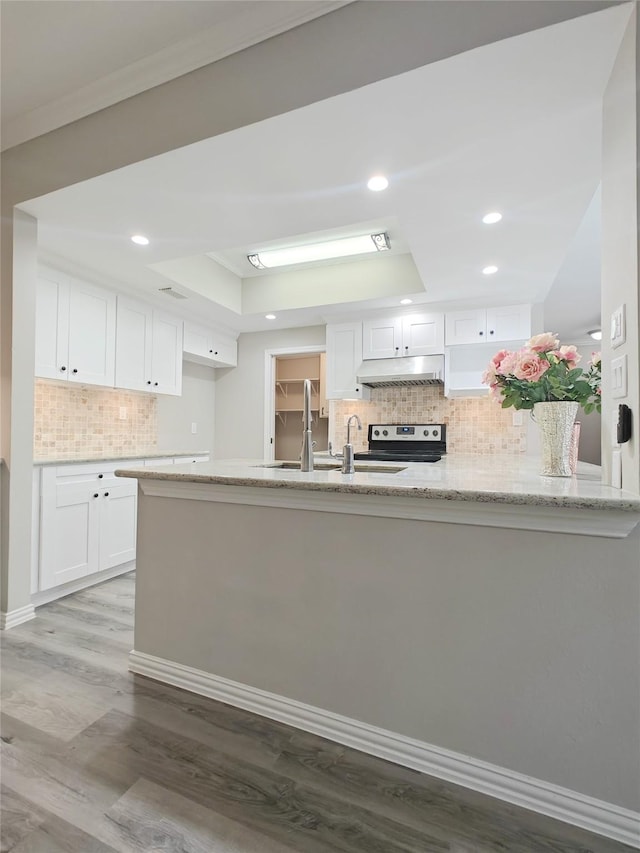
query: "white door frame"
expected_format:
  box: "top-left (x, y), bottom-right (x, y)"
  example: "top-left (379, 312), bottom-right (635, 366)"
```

top-left (263, 345), bottom-right (325, 461)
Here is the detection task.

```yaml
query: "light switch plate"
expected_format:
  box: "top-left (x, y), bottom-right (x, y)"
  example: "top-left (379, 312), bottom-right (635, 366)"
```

top-left (610, 304), bottom-right (626, 349)
top-left (611, 354), bottom-right (627, 398)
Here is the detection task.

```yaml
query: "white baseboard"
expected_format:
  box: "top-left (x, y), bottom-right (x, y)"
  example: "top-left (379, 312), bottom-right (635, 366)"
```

top-left (31, 562), bottom-right (135, 607)
top-left (1, 603), bottom-right (36, 630)
top-left (129, 650), bottom-right (640, 850)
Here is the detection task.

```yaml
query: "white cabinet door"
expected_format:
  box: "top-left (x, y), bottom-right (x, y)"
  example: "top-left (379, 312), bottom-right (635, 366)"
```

top-left (100, 479), bottom-right (137, 570)
top-left (445, 309), bottom-right (487, 346)
top-left (151, 311), bottom-right (183, 396)
top-left (485, 304), bottom-right (531, 343)
top-left (210, 337), bottom-right (237, 367)
top-left (326, 323), bottom-right (370, 400)
top-left (446, 305), bottom-right (531, 347)
top-left (39, 476), bottom-right (100, 590)
top-left (183, 321), bottom-right (238, 367)
top-left (35, 269), bottom-right (70, 380)
top-left (66, 278), bottom-right (116, 386)
top-left (115, 296), bottom-right (153, 392)
top-left (117, 301), bottom-right (182, 394)
top-left (402, 313), bottom-right (444, 355)
top-left (362, 317), bottom-right (403, 359)
top-left (183, 322), bottom-right (210, 360)
top-left (35, 268), bottom-right (116, 387)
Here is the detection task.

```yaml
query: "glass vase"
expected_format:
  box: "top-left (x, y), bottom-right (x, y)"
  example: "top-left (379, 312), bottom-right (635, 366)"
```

top-left (532, 401), bottom-right (579, 477)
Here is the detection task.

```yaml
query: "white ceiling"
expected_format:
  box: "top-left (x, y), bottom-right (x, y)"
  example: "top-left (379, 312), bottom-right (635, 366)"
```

top-left (16, 3), bottom-right (633, 340)
top-left (0, 0), bottom-right (348, 150)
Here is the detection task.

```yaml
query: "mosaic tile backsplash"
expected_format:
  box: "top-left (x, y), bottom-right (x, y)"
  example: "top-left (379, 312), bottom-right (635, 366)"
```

top-left (34, 380), bottom-right (158, 460)
top-left (330, 386), bottom-right (526, 454)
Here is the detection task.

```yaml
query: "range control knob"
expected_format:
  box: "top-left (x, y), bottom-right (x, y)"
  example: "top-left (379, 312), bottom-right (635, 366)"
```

top-left (432, 429), bottom-right (439, 438)
top-left (382, 430), bottom-right (388, 436)
top-left (374, 429), bottom-right (380, 436)
top-left (423, 429), bottom-right (430, 436)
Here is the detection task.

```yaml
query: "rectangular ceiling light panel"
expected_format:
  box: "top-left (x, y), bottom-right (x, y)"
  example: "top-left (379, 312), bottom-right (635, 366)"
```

top-left (248, 232), bottom-right (390, 270)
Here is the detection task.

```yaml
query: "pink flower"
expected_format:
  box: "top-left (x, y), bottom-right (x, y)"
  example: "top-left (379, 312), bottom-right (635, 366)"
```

top-left (497, 350), bottom-right (519, 376)
top-left (527, 332), bottom-right (559, 352)
top-left (491, 349), bottom-right (510, 369)
top-left (488, 382), bottom-right (504, 403)
top-left (482, 365), bottom-right (497, 385)
top-left (554, 345), bottom-right (581, 367)
top-left (512, 349), bottom-right (550, 382)
top-left (590, 351), bottom-right (601, 367)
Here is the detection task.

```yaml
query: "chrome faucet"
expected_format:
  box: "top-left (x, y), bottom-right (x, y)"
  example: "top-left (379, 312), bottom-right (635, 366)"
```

top-left (299, 378), bottom-right (314, 472)
top-left (342, 414), bottom-right (362, 474)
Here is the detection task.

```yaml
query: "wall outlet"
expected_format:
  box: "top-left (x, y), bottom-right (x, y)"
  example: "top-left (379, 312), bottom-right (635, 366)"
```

top-left (191, 422), bottom-right (197, 434)
top-left (119, 407), bottom-right (127, 420)
top-left (610, 304), bottom-right (626, 349)
top-left (611, 354), bottom-right (627, 398)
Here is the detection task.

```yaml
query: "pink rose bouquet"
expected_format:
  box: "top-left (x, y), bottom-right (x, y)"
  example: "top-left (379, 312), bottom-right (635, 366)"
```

top-left (482, 334), bottom-right (601, 412)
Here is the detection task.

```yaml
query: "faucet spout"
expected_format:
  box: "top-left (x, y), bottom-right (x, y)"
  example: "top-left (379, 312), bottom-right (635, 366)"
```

top-left (299, 378), bottom-right (314, 472)
top-left (342, 414), bottom-right (363, 474)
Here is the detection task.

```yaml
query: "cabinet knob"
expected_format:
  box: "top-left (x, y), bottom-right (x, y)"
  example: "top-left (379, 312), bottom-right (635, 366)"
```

top-left (489, 330), bottom-right (495, 335)
top-left (154, 382), bottom-right (159, 386)
top-left (147, 380), bottom-right (152, 385)
top-left (404, 345), bottom-right (409, 351)
top-left (479, 331), bottom-right (484, 336)
top-left (104, 491), bottom-right (109, 497)
top-left (98, 474), bottom-right (103, 479)
top-left (60, 366), bottom-right (67, 372)
top-left (93, 493), bottom-right (99, 498)
top-left (72, 368), bottom-right (78, 374)
top-left (209, 349), bottom-right (213, 353)
top-left (395, 347), bottom-right (399, 352)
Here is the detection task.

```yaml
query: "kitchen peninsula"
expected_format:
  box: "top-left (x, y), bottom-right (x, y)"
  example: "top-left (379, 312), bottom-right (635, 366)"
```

top-left (117, 457), bottom-right (640, 847)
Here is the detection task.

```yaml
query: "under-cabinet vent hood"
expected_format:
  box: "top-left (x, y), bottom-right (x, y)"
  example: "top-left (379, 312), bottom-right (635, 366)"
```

top-left (356, 355), bottom-right (444, 388)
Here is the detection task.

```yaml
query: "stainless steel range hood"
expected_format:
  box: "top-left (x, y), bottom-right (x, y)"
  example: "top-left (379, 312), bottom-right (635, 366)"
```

top-left (356, 355), bottom-right (444, 388)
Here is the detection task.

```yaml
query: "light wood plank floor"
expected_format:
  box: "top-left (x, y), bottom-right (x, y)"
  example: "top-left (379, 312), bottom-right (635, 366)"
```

top-left (1, 573), bottom-right (635, 852)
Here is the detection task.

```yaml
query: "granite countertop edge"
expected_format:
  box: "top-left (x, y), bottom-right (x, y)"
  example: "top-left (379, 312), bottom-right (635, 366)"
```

top-left (115, 457), bottom-right (640, 513)
top-left (34, 451), bottom-right (210, 466)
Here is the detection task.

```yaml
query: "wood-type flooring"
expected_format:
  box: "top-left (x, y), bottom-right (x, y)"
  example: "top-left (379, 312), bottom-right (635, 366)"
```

top-left (0, 573), bottom-right (635, 852)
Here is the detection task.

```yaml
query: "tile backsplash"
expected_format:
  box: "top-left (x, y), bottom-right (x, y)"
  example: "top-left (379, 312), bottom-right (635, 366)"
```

top-left (34, 380), bottom-right (158, 459)
top-left (330, 386), bottom-right (526, 454)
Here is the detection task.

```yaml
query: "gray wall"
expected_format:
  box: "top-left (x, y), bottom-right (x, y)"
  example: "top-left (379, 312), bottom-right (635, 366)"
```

top-left (156, 360), bottom-right (216, 454)
top-left (215, 326), bottom-right (326, 459)
top-left (135, 490), bottom-right (640, 811)
top-left (601, 9), bottom-right (639, 490)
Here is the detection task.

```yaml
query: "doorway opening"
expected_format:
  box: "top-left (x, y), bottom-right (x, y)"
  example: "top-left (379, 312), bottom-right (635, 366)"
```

top-left (264, 346), bottom-right (328, 461)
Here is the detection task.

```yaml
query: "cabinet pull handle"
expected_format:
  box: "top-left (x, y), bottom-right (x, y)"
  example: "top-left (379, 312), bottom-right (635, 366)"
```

top-left (93, 493), bottom-right (99, 498)
top-left (60, 366), bottom-right (67, 372)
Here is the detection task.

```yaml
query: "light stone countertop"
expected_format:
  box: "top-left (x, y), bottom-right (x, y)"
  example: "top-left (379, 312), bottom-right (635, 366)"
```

top-left (34, 451), bottom-right (210, 466)
top-left (115, 453), bottom-right (640, 513)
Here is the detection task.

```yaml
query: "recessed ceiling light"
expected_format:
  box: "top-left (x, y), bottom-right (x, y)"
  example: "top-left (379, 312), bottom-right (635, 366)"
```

top-left (367, 175), bottom-right (389, 192)
top-left (588, 329), bottom-right (602, 341)
top-left (248, 232), bottom-right (390, 270)
top-left (265, 314), bottom-right (276, 320)
top-left (400, 298), bottom-right (413, 305)
top-left (131, 234), bottom-right (149, 245)
top-left (482, 212), bottom-right (502, 224)
top-left (482, 265), bottom-right (498, 275)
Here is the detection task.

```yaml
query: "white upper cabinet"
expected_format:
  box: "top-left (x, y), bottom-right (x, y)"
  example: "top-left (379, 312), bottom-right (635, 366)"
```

top-left (183, 321), bottom-right (238, 368)
top-left (325, 322), bottom-right (371, 400)
top-left (36, 268), bottom-right (116, 387)
top-left (362, 312), bottom-right (444, 359)
top-left (115, 297), bottom-right (182, 396)
top-left (445, 304), bottom-right (531, 346)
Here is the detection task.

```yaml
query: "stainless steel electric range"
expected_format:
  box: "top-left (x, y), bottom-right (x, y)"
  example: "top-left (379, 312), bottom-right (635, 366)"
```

top-left (353, 423), bottom-right (446, 463)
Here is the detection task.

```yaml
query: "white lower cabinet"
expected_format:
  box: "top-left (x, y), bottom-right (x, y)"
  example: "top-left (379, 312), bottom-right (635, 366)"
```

top-left (38, 462), bottom-right (140, 593)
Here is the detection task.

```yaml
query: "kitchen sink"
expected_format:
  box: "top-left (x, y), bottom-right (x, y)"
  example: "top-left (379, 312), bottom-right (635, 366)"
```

top-left (259, 462), bottom-right (406, 473)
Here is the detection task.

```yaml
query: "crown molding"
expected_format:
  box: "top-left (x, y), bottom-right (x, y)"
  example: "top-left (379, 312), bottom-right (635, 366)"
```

top-left (2, 1), bottom-right (350, 152)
